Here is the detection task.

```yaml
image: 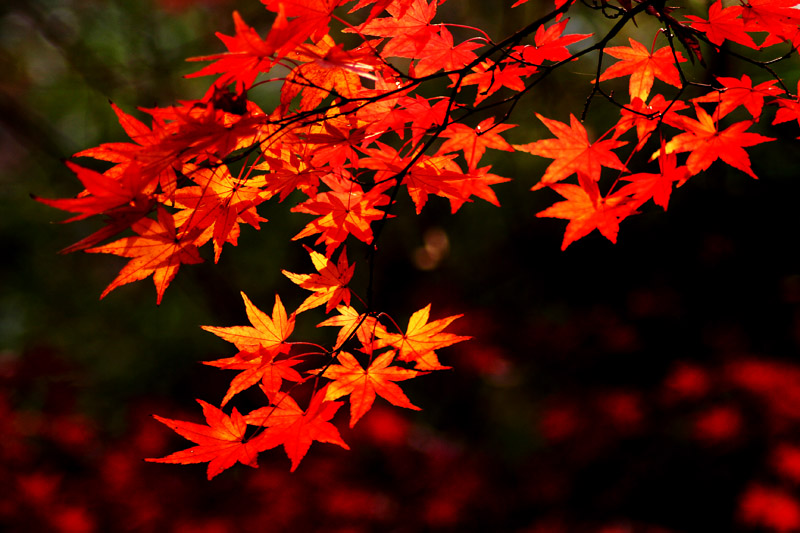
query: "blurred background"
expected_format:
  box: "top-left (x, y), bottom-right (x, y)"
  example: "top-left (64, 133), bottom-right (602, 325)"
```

top-left (3, 0), bottom-right (800, 531)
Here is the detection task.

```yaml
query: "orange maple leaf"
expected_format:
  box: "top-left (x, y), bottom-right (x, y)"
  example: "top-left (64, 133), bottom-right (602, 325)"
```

top-left (319, 350), bottom-right (422, 427)
top-left (201, 292), bottom-right (295, 355)
top-left (85, 208), bottom-right (203, 305)
top-left (146, 400), bottom-right (260, 480)
top-left (375, 304), bottom-right (469, 370)
top-left (317, 305), bottom-right (388, 350)
top-left (514, 114), bottom-right (626, 189)
top-left (282, 245), bottom-right (354, 314)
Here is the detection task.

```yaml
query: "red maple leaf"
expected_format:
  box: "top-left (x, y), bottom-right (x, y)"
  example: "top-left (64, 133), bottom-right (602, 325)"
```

top-left (351, 0), bottom-right (439, 58)
top-left (146, 400), bottom-right (260, 480)
top-left (34, 161), bottom-right (152, 223)
top-left (204, 348), bottom-right (303, 406)
top-left (518, 18), bottom-right (590, 65)
top-left (410, 27), bottom-right (482, 78)
top-left (536, 178), bottom-right (637, 250)
top-left (85, 207), bottom-right (203, 304)
top-left (662, 105), bottom-right (774, 178)
top-left (741, 0), bottom-right (800, 44)
top-left (291, 174), bottom-right (393, 256)
top-left (514, 114), bottom-right (627, 189)
top-left (262, 0), bottom-right (345, 45)
top-left (692, 75), bottom-right (782, 120)
top-left (255, 150), bottom-right (323, 202)
top-left (461, 59), bottom-right (533, 105)
top-left (172, 164), bottom-right (271, 263)
top-left (186, 12), bottom-right (280, 92)
top-left (598, 38), bottom-right (686, 101)
top-left (280, 36), bottom-right (371, 112)
top-left (684, 1), bottom-right (759, 49)
top-left (72, 102), bottom-right (177, 196)
top-left (243, 386), bottom-right (349, 472)
top-left (438, 117), bottom-right (515, 171)
top-left (772, 81), bottom-right (800, 130)
top-left (612, 94), bottom-right (688, 150)
top-left (319, 350), bottom-right (422, 427)
top-left (617, 141), bottom-right (691, 210)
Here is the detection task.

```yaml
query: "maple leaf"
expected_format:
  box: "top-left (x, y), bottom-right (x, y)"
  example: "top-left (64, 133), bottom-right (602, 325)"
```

top-left (613, 94), bottom-right (688, 150)
top-left (361, 144), bottom-right (465, 213)
top-left (662, 105), bottom-right (775, 178)
top-left (461, 59), bottom-right (533, 106)
top-left (280, 36), bottom-right (367, 112)
top-left (514, 114), bottom-right (627, 189)
top-left (439, 118), bottom-right (515, 171)
top-left (318, 351), bottom-right (422, 427)
top-left (536, 180), bottom-right (637, 250)
top-left (202, 292), bottom-right (295, 355)
top-left (598, 38), bottom-right (686, 101)
top-left (255, 151), bottom-right (323, 202)
top-left (355, 74), bottom-right (416, 139)
top-left (684, 1), bottom-right (758, 49)
top-left (146, 400), bottom-right (260, 480)
top-left (351, 0), bottom-right (439, 59)
top-left (302, 114), bottom-right (371, 170)
top-left (186, 11), bottom-right (280, 92)
top-left (375, 304), bottom-right (469, 370)
top-left (350, 0), bottom-right (414, 24)
top-left (172, 164), bottom-right (271, 263)
top-left (283, 245), bottom-right (354, 314)
top-left (445, 165), bottom-right (511, 214)
top-left (244, 386), bottom-right (349, 471)
top-left (741, 0), bottom-right (800, 43)
top-left (262, 0), bottom-right (345, 45)
top-left (518, 18), bottom-right (591, 65)
top-left (291, 174), bottom-right (393, 256)
top-left (617, 141), bottom-right (690, 210)
top-left (34, 161), bottom-right (153, 224)
top-left (85, 207), bottom-right (203, 304)
top-left (399, 95), bottom-right (450, 147)
top-left (692, 75), bottom-right (782, 120)
top-left (72, 102), bottom-right (177, 196)
top-left (410, 27), bottom-right (482, 79)
top-left (204, 347), bottom-right (303, 406)
top-left (317, 305), bottom-right (388, 350)
top-left (773, 82), bottom-right (800, 130)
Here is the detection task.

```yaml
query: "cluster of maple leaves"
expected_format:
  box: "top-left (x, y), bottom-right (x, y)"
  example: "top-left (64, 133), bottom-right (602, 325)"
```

top-left (38, 0), bottom-right (800, 477)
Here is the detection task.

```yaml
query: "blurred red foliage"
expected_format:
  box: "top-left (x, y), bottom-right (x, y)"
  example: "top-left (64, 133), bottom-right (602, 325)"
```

top-left (5, 345), bottom-right (800, 531)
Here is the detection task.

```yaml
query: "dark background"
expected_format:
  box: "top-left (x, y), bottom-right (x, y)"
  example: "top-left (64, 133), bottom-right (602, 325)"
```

top-left (2, 0), bottom-right (800, 531)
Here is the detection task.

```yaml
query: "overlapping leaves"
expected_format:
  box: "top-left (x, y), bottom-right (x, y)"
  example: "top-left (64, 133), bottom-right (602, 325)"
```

top-left (39, 0), bottom-right (800, 476)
